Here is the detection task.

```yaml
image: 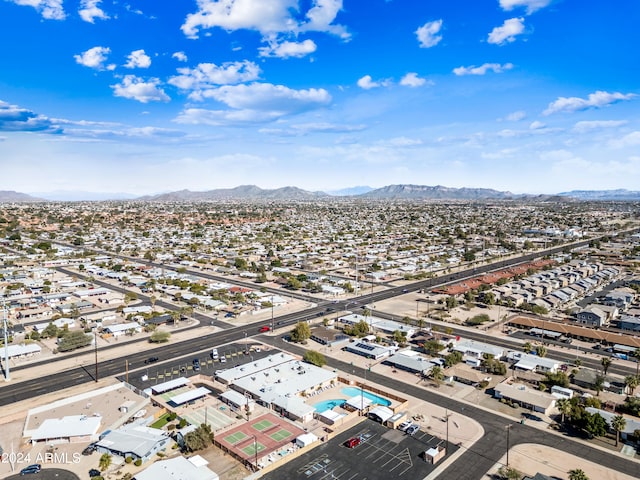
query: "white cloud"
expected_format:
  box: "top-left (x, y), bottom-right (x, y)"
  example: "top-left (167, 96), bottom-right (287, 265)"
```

top-left (175, 83), bottom-right (330, 125)
top-left (111, 76), bottom-right (170, 103)
top-left (181, 0), bottom-right (349, 41)
top-left (376, 136), bottom-right (423, 147)
top-left (499, 0), bottom-right (552, 15)
top-left (572, 120), bottom-right (627, 133)
top-left (357, 75), bottom-right (391, 90)
top-left (300, 0), bottom-right (350, 40)
top-left (10, 0), bottom-right (65, 20)
top-left (609, 131), bottom-right (640, 148)
top-left (124, 49), bottom-right (152, 69)
top-left (169, 61), bottom-right (261, 92)
top-left (543, 91), bottom-right (636, 115)
top-left (259, 39), bottom-right (317, 58)
top-left (399, 72), bottom-right (430, 87)
top-left (0, 100), bottom-right (62, 133)
top-left (172, 52), bottom-right (188, 62)
top-left (453, 62), bottom-right (513, 76)
top-left (74, 46), bottom-right (112, 70)
top-left (197, 82), bottom-right (331, 111)
top-left (487, 17), bottom-right (525, 45)
top-left (529, 120), bottom-right (545, 129)
top-left (78, 0), bottom-right (109, 23)
top-left (548, 149), bottom-right (640, 177)
top-left (505, 110), bottom-right (526, 121)
top-left (175, 108), bottom-right (281, 125)
top-left (260, 122), bottom-right (367, 136)
top-left (415, 19), bottom-right (443, 48)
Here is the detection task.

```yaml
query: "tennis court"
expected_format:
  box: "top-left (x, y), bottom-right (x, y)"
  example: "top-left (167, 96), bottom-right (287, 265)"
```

top-left (253, 419), bottom-right (275, 431)
top-left (224, 431), bottom-right (249, 445)
top-left (241, 441), bottom-right (267, 456)
top-left (216, 413), bottom-right (306, 467)
top-left (270, 428), bottom-right (293, 442)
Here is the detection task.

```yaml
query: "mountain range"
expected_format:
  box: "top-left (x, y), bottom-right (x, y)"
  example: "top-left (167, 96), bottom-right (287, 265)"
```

top-left (2, 186), bottom-right (640, 202)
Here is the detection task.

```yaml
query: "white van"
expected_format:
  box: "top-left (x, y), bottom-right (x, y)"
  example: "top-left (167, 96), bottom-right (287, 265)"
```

top-left (211, 348), bottom-right (219, 360)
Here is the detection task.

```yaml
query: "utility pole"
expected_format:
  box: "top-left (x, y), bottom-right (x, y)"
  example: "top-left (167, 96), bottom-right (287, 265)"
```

top-left (94, 328), bottom-right (98, 382)
top-left (2, 297), bottom-right (9, 382)
top-left (505, 424), bottom-right (512, 466)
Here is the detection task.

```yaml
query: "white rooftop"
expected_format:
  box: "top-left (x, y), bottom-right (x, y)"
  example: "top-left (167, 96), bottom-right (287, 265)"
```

top-left (151, 377), bottom-right (190, 394)
top-left (216, 352), bottom-right (296, 384)
top-left (133, 455), bottom-right (219, 480)
top-left (31, 415), bottom-right (101, 442)
top-left (169, 387), bottom-right (211, 406)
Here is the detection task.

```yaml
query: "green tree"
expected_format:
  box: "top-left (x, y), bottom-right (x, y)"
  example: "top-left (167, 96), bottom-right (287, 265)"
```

top-left (183, 424), bottom-right (215, 453)
top-left (584, 412), bottom-right (607, 438)
top-left (290, 322), bottom-right (311, 343)
top-left (594, 374), bottom-right (605, 396)
top-left (611, 414), bottom-right (627, 447)
top-left (556, 398), bottom-right (572, 424)
top-left (99, 453), bottom-right (112, 471)
top-left (536, 345), bottom-right (547, 358)
top-left (57, 330), bottom-right (93, 352)
top-left (303, 350), bottom-right (326, 367)
top-left (568, 468), bottom-right (589, 480)
top-left (625, 375), bottom-right (639, 395)
top-left (423, 339), bottom-right (445, 356)
top-left (601, 356), bottom-right (613, 376)
top-left (522, 342), bottom-right (533, 354)
top-left (150, 330), bottom-right (171, 343)
top-left (496, 465), bottom-right (522, 480)
top-left (445, 296), bottom-right (458, 310)
top-left (429, 366), bottom-right (444, 387)
top-left (41, 322), bottom-right (60, 339)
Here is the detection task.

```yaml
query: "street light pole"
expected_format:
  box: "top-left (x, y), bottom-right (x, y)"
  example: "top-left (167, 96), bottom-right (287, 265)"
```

top-left (2, 297), bottom-right (9, 382)
top-left (94, 328), bottom-right (98, 382)
top-left (505, 424), bottom-right (512, 466)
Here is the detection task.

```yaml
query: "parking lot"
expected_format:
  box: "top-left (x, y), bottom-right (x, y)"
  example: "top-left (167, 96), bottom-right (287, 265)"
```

top-left (126, 342), bottom-right (273, 389)
top-left (262, 419), bottom-right (456, 480)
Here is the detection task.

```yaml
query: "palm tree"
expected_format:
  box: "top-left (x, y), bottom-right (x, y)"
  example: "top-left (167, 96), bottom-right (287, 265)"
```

top-left (601, 356), bottom-right (613, 376)
top-left (430, 366), bottom-right (444, 387)
top-left (99, 453), bottom-right (112, 472)
top-left (556, 398), bottom-right (572, 424)
top-left (611, 414), bottom-right (627, 447)
top-left (523, 342), bottom-right (533, 354)
top-left (536, 345), bottom-right (547, 358)
top-left (625, 375), bottom-right (639, 395)
top-left (594, 375), bottom-right (605, 396)
top-left (568, 469), bottom-right (589, 480)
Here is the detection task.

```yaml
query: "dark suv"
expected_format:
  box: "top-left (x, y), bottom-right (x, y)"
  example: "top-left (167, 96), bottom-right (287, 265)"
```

top-left (145, 356), bottom-right (159, 364)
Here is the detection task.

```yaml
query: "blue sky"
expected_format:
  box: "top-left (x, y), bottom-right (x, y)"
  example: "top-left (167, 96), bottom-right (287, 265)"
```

top-left (1, 0), bottom-right (639, 198)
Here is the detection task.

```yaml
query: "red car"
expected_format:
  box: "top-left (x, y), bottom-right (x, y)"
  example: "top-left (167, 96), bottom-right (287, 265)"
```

top-left (345, 437), bottom-right (361, 448)
top-left (259, 325), bottom-right (270, 332)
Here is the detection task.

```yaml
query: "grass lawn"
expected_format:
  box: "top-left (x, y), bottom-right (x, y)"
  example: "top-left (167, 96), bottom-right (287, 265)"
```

top-left (150, 412), bottom-right (173, 429)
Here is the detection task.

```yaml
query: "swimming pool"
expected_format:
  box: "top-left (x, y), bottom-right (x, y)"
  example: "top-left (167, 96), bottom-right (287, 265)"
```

top-left (314, 398), bottom-right (345, 412)
top-left (341, 387), bottom-right (391, 406)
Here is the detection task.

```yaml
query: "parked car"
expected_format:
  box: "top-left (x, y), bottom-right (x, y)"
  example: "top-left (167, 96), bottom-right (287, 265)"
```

top-left (82, 443), bottom-right (96, 456)
top-left (406, 424), bottom-right (420, 436)
top-left (211, 348), bottom-right (219, 360)
top-left (398, 420), bottom-right (413, 432)
top-left (144, 356), bottom-right (159, 364)
top-left (192, 358), bottom-right (201, 371)
top-left (220, 356), bottom-right (227, 363)
top-left (259, 325), bottom-right (270, 332)
top-left (20, 464), bottom-right (41, 475)
top-left (345, 437), bottom-right (361, 448)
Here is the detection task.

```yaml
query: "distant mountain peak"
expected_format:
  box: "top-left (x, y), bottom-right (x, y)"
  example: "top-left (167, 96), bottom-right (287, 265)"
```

top-left (0, 191), bottom-right (45, 202)
top-left (358, 184), bottom-right (517, 200)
